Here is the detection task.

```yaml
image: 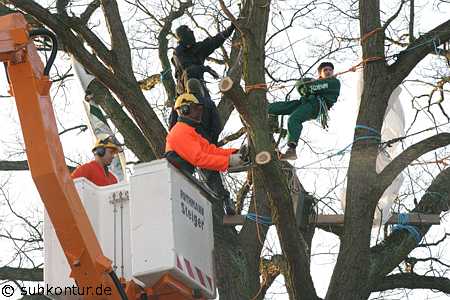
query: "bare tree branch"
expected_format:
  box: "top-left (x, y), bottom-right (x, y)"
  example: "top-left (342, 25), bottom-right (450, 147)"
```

top-left (0, 266), bottom-right (42, 282)
top-left (372, 273), bottom-right (450, 294)
top-left (378, 133), bottom-right (450, 194)
top-left (0, 160), bottom-right (75, 172)
top-left (390, 18), bottom-right (450, 86)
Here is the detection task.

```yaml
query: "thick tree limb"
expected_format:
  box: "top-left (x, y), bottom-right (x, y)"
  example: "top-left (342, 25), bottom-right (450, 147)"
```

top-left (377, 133), bottom-right (450, 194)
top-left (256, 255), bottom-right (284, 300)
top-left (64, 16), bottom-right (114, 66)
top-left (0, 160), bottom-right (29, 171)
top-left (327, 1), bottom-right (389, 299)
top-left (369, 167), bottom-right (450, 283)
top-left (0, 161), bottom-right (75, 172)
top-left (8, 0), bottom-right (167, 157)
top-left (156, 1), bottom-right (193, 106)
top-left (372, 273), bottom-right (450, 294)
top-left (0, 266), bottom-right (43, 281)
top-left (80, 0), bottom-right (100, 25)
top-left (85, 80), bottom-right (156, 162)
top-left (100, 0), bottom-right (133, 75)
top-left (390, 19), bottom-right (450, 86)
top-left (217, 127), bottom-right (246, 146)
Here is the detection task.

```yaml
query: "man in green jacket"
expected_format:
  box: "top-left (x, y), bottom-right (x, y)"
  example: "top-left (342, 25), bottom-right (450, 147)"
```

top-left (268, 62), bottom-right (341, 160)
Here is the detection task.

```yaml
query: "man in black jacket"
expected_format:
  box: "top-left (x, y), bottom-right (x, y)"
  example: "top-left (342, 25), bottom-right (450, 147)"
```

top-left (169, 23), bottom-right (235, 144)
top-left (171, 24), bottom-right (235, 97)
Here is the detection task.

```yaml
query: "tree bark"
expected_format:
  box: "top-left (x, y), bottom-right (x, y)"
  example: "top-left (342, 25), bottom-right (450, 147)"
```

top-left (327, 1), bottom-right (390, 299)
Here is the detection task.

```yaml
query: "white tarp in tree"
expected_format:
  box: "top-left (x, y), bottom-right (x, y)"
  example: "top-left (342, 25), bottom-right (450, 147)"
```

top-left (72, 57), bottom-right (126, 181)
top-left (341, 70), bottom-right (406, 226)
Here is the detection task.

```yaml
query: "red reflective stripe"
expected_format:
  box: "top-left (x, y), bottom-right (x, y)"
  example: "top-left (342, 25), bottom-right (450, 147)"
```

top-left (195, 267), bottom-right (206, 287)
top-left (176, 256), bottom-right (183, 271)
top-left (206, 275), bottom-right (213, 290)
top-left (184, 258), bottom-right (195, 279)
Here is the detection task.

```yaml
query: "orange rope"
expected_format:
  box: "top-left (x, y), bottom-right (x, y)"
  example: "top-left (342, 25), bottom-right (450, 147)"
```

top-left (333, 56), bottom-right (384, 77)
top-left (245, 83), bottom-right (268, 93)
top-left (360, 27), bottom-right (383, 44)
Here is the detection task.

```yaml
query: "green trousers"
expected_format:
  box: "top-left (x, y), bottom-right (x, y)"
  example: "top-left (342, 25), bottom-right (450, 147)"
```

top-left (268, 99), bottom-right (320, 145)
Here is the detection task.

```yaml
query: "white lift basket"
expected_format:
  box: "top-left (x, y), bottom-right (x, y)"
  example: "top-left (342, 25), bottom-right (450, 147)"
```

top-left (130, 159), bottom-right (215, 298)
top-left (44, 159), bottom-right (216, 299)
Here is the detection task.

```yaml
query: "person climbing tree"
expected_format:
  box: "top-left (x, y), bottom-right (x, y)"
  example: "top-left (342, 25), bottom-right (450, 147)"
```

top-left (165, 93), bottom-right (249, 215)
top-left (168, 23), bottom-right (235, 140)
top-left (171, 23), bottom-right (235, 96)
top-left (268, 62), bottom-right (341, 160)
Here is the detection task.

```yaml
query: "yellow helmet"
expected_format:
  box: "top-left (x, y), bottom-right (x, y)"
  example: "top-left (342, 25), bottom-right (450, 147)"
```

top-left (174, 93), bottom-right (200, 110)
top-left (92, 136), bottom-right (122, 153)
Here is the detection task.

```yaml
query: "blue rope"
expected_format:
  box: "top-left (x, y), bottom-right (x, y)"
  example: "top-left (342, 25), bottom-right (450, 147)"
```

top-left (296, 125), bottom-right (382, 169)
top-left (392, 213), bottom-right (422, 244)
top-left (432, 38), bottom-right (442, 56)
top-left (299, 134), bottom-right (381, 168)
top-left (246, 213), bottom-right (273, 226)
top-left (355, 124), bottom-right (381, 137)
top-left (391, 36), bottom-right (442, 59)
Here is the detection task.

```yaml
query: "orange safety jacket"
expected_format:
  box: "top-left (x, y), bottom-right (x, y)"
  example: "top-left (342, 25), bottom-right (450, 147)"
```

top-left (71, 160), bottom-right (118, 186)
top-left (166, 119), bottom-right (237, 172)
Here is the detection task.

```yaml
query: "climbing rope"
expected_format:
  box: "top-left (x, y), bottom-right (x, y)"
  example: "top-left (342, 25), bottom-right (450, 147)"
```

top-left (360, 27), bottom-right (383, 44)
top-left (245, 55), bottom-right (384, 94)
top-left (381, 121), bottom-right (450, 147)
top-left (317, 96), bottom-right (330, 129)
top-left (245, 83), bottom-right (268, 93)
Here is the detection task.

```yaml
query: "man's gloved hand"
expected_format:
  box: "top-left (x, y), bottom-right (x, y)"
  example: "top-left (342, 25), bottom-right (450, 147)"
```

top-left (296, 77), bottom-right (314, 96)
top-left (228, 153), bottom-right (251, 173)
top-left (229, 153), bottom-right (245, 168)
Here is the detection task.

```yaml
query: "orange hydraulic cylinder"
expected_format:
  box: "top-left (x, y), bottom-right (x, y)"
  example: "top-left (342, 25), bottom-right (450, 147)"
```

top-left (0, 13), bottom-right (123, 300)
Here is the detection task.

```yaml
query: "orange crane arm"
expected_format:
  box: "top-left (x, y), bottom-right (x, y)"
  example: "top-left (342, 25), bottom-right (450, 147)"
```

top-left (0, 13), bottom-right (127, 300)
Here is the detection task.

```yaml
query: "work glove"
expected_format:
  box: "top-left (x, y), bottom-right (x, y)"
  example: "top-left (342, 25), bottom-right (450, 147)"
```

top-left (228, 153), bottom-right (251, 173)
top-left (229, 153), bottom-right (245, 167)
top-left (296, 77), bottom-right (313, 96)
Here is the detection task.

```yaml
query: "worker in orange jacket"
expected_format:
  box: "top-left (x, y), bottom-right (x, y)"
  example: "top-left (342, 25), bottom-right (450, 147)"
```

top-left (166, 93), bottom-right (247, 173)
top-left (166, 93), bottom-right (249, 215)
top-left (71, 137), bottom-right (122, 186)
